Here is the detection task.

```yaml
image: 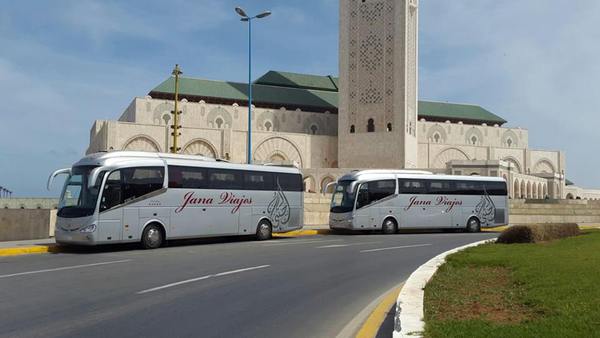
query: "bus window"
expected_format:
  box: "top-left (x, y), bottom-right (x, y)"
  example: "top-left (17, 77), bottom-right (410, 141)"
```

top-left (356, 180), bottom-right (396, 209)
top-left (169, 166), bottom-right (208, 189)
top-left (398, 179), bottom-right (426, 194)
top-left (428, 180), bottom-right (455, 195)
top-left (275, 173), bottom-right (303, 192)
top-left (244, 171), bottom-right (274, 191)
top-left (208, 169), bottom-right (244, 190)
top-left (101, 170), bottom-right (122, 212)
top-left (100, 167), bottom-right (164, 212)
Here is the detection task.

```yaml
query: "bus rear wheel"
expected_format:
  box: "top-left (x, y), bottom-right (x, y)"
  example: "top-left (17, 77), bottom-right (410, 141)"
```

top-left (466, 217), bottom-right (481, 233)
top-left (142, 224), bottom-right (164, 249)
top-left (255, 220), bottom-right (272, 241)
top-left (382, 218), bottom-right (398, 235)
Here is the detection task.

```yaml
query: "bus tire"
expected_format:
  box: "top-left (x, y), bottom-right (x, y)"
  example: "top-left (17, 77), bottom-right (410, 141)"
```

top-left (382, 218), bottom-right (398, 235)
top-left (466, 217), bottom-right (481, 233)
top-left (255, 220), bottom-right (272, 241)
top-left (141, 224), bottom-right (164, 249)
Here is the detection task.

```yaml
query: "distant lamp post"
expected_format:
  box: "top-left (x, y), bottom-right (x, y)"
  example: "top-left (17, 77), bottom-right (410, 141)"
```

top-left (170, 64), bottom-right (183, 154)
top-left (235, 7), bottom-right (272, 164)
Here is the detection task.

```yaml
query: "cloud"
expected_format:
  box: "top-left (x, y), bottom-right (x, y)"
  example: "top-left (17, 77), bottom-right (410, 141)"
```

top-left (419, 0), bottom-right (600, 187)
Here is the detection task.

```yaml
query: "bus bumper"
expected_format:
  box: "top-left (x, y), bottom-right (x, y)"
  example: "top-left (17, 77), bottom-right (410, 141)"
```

top-left (55, 229), bottom-right (97, 246)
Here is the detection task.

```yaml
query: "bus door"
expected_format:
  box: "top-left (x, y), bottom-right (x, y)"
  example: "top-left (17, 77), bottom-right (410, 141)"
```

top-left (98, 170), bottom-right (124, 242)
top-left (354, 183), bottom-right (373, 229)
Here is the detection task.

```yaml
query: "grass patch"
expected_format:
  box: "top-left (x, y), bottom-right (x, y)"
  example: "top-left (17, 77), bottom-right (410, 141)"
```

top-left (424, 230), bottom-right (600, 338)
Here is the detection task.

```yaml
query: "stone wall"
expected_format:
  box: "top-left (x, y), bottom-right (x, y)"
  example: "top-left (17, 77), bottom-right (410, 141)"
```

top-left (0, 209), bottom-right (56, 241)
top-left (302, 194), bottom-right (600, 226)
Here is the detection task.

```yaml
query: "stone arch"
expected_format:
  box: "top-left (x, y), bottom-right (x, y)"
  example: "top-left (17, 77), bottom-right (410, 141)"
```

top-left (303, 176), bottom-right (316, 193)
top-left (503, 157), bottom-right (522, 174)
top-left (207, 106), bottom-right (233, 129)
top-left (520, 181), bottom-right (526, 199)
top-left (426, 124), bottom-right (447, 144)
top-left (303, 116), bottom-right (325, 135)
top-left (182, 139), bottom-right (218, 158)
top-left (526, 181), bottom-right (532, 199)
top-left (253, 137), bottom-right (303, 167)
top-left (432, 148), bottom-right (470, 169)
top-left (331, 160), bottom-right (339, 168)
top-left (543, 184), bottom-right (548, 198)
top-left (513, 179), bottom-right (520, 199)
top-left (538, 184), bottom-right (543, 199)
top-left (465, 127), bottom-right (484, 146)
top-left (320, 176), bottom-right (336, 194)
top-left (533, 183), bottom-right (539, 199)
top-left (533, 159), bottom-right (556, 174)
top-left (122, 135), bottom-right (161, 153)
top-left (367, 118), bottom-right (375, 132)
top-left (501, 130), bottom-right (519, 148)
top-left (257, 111), bottom-right (280, 131)
top-left (566, 193), bottom-right (574, 200)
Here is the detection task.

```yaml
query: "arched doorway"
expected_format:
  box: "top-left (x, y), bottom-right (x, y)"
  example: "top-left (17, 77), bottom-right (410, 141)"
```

top-left (320, 176), bottom-right (335, 194)
top-left (303, 176), bottom-right (316, 193)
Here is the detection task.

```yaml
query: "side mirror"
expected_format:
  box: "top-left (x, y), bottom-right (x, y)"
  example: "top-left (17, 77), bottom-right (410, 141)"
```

top-left (47, 168), bottom-right (71, 190)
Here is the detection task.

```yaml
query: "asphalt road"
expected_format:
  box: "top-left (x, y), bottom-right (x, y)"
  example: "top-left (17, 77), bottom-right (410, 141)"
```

top-left (0, 232), bottom-right (495, 338)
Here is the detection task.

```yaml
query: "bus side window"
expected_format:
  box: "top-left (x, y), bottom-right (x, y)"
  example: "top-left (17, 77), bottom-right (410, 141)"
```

top-left (101, 170), bottom-right (122, 212)
top-left (356, 184), bottom-right (370, 209)
top-left (398, 179), bottom-right (426, 194)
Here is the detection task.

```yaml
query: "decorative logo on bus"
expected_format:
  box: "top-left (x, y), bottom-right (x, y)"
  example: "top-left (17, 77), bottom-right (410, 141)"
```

top-left (475, 190), bottom-right (496, 225)
top-left (404, 196), bottom-right (463, 212)
top-left (267, 180), bottom-right (290, 225)
top-left (175, 191), bottom-right (252, 214)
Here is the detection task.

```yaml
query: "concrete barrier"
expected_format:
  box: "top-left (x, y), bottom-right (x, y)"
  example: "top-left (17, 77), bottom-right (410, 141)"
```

top-left (0, 209), bottom-right (56, 241)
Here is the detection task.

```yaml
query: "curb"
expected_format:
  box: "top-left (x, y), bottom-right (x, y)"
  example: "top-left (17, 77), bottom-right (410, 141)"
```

top-left (392, 239), bottom-right (496, 338)
top-left (273, 229), bottom-right (331, 237)
top-left (356, 284), bottom-right (403, 338)
top-left (0, 245), bottom-right (60, 257)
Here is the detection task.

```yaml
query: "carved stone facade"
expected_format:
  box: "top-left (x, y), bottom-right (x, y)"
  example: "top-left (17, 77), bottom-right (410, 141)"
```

top-left (338, 0), bottom-right (418, 169)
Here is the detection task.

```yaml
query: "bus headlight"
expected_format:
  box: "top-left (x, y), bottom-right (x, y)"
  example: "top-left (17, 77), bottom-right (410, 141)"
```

top-left (80, 224), bottom-right (97, 233)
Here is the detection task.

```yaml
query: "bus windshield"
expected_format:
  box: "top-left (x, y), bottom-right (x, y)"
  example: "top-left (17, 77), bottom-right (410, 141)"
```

top-left (330, 180), bottom-right (357, 213)
top-left (58, 166), bottom-right (105, 218)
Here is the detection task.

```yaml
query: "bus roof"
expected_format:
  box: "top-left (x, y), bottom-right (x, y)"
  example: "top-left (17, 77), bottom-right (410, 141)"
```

top-left (338, 170), bottom-right (506, 183)
top-left (74, 151), bottom-right (302, 174)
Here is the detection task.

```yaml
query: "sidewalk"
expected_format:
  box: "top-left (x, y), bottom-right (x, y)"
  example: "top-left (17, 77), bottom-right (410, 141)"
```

top-left (0, 238), bottom-right (56, 249)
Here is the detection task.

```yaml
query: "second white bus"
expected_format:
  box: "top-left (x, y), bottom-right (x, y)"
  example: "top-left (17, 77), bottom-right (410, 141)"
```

top-left (48, 151), bottom-right (304, 249)
top-left (329, 170), bottom-right (508, 233)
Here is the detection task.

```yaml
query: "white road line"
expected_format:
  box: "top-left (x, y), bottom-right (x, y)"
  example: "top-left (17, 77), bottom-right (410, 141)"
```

top-left (0, 259), bottom-right (132, 279)
top-left (136, 265), bottom-right (270, 295)
top-left (261, 239), bottom-right (343, 247)
top-left (359, 244), bottom-right (432, 253)
top-left (316, 242), bottom-right (381, 249)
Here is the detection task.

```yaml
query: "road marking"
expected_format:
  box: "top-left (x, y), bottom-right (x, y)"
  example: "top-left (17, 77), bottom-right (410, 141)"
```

top-left (359, 244), bottom-right (432, 253)
top-left (316, 242), bottom-right (381, 249)
top-left (137, 265), bottom-right (270, 294)
top-left (261, 239), bottom-right (343, 247)
top-left (0, 259), bottom-right (132, 279)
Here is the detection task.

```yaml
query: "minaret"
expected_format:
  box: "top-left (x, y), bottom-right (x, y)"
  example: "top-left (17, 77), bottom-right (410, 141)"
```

top-left (338, 0), bottom-right (419, 169)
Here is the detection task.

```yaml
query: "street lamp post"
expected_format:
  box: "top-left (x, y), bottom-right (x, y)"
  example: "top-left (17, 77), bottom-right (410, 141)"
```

top-left (235, 7), bottom-right (271, 164)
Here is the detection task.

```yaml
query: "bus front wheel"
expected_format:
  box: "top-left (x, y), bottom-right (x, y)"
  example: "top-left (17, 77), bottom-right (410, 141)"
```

top-left (466, 217), bottom-right (481, 233)
top-left (255, 220), bottom-right (272, 241)
top-left (382, 218), bottom-right (398, 235)
top-left (142, 224), bottom-right (164, 249)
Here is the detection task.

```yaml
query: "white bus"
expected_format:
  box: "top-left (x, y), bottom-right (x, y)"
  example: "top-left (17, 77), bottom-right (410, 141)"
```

top-left (329, 170), bottom-right (508, 233)
top-left (48, 151), bottom-right (303, 249)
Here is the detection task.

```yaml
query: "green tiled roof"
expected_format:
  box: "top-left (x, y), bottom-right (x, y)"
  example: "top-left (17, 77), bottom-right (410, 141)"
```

top-left (254, 71), bottom-right (339, 92)
top-left (418, 101), bottom-right (507, 125)
top-left (150, 71), bottom-right (506, 125)
top-left (152, 76), bottom-right (338, 111)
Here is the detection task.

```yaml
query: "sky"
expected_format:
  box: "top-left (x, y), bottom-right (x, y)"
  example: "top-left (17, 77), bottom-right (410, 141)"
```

top-left (0, 0), bottom-right (599, 197)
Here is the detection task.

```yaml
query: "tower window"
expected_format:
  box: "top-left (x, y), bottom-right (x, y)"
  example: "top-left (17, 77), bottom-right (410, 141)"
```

top-left (350, 125), bottom-right (355, 133)
top-left (367, 119), bottom-right (375, 133)
top-left (387, 123), bottom-right (392, 132)
top-left (471, 135), bottom-right (478, 145)
top-left (310, 124), bottom-right (319, 135)
top-left (215, 117), bottom-right (224, 129)
top-left (264, 121), bottom-right (272, 131)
